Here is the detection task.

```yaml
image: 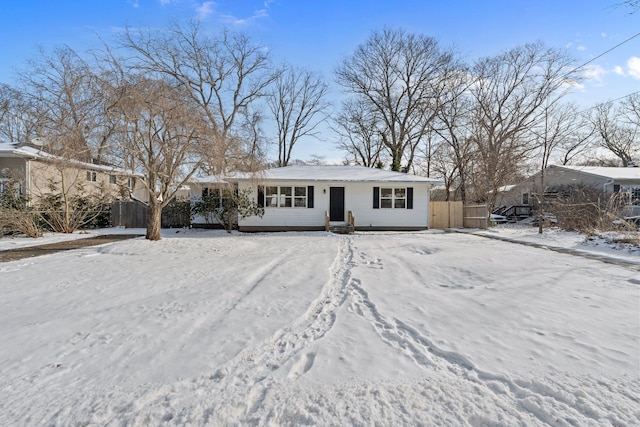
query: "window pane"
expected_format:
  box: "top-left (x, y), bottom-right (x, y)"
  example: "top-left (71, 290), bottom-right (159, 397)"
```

top-left (281, 187), bottom-right (292, 196)
top-left (295, 186), bottom-right (306, 196)
top-left (282, 197), bottom-right (292, 207)
top-left (266, 186), bottom-right (278, 196)
top-left (294, 197), bottom-right (306, 207)
top-left (381, 199), bottom-right (392, 208)
top-left (395, 188), bottom-right (405, 198)
top-left (381, 188), bottom-right (392, 197)
top-left (394, 199), bottom-right (406, 209)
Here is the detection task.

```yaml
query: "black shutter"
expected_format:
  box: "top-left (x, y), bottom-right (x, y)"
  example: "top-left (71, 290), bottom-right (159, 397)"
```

top-left (373, 187), bottom-right (380, 209)
top-left (407, 187), bottom-right (413, 209)
top-left (307, 186), bottom-right (314, 208)
top-left (257, 185), bottom-right (264, 207)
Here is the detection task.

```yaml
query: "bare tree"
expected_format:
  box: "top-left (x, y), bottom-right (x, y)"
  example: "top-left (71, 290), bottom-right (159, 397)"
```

top-left (16, 46), bottom-right (112, 162)
top-left (267, 65), bottom-right (329, 167)
top-left (554, 108), bottom-right (594, 165)
top-left (533, 103), bottom-right (588, 233)
top-left (621, 92), bottom-right (640, 127)
top-left (333, 97), bottom-right (386, 167)
top-left (110, 76), bottom-right (208, 240)
top-left (429, 70), bottom-right (475, 201)
top-left (469, 42), bottom-right (577, 209)
top-left (335, 28), bottom-right (461, 171)
top-left (0, 83), bottom-right (42, 143)
top-left (121, 20), bottom-right (276, 174)
top-left (590, 101), bottom-right (638, 166)
top-left (616, 0), bottom-right (640, 12)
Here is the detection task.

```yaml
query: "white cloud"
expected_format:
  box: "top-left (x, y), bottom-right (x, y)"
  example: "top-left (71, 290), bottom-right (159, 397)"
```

top-left (196, 1), bottom-right (216, 20)
top-left (627, 56), bottom-right (640, 80)
top-left (577, 45), bottom-right (586, 51)
top-left (219, 1), bottom-right (273, 26)
top-left (601, 32), bottom-right (607, 38)
top-left (583, 64), bottom-right (607, 82)
top-left (613, 65), bottom-right (625, 76)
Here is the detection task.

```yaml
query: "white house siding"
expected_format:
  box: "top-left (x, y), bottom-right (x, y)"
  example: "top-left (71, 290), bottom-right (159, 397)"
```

top-left (238, 180), bottom-right (431, 231)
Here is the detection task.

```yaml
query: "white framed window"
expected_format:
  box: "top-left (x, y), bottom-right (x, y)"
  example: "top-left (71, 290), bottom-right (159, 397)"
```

top-left (265, 186), bottom-right (307, 208)
top-left (0, 178), bottom-right (9, 194)
top-left (380, 187), bottom-right (406, 209)
top-left (632, 187), bottom-right (640, 204)
top-left (522, 192), bottom-right (529, 205)
top-left (109, 175), bottom-right (117, 184)
top-left (86, 171), bottom-right (97, 182)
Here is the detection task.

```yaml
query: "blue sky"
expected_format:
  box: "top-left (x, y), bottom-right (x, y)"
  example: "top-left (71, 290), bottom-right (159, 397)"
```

top-left (0, 0), bottom-right (638, 161)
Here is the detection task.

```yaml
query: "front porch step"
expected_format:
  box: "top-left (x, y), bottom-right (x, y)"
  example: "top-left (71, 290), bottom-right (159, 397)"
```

top-left (329, 224), bottom-right (355, 234)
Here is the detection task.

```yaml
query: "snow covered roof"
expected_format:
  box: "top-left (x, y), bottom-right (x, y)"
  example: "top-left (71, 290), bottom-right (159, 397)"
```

top-left (239, 165), bottom-right (443, 184)
top-left (0, 141), bottom-right (131, 174)
top-left (550, 165), bottom-right (640, 182)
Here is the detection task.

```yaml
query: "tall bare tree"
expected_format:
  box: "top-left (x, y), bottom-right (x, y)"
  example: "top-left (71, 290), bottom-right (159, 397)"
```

top-left (335, 28), bottom-right (461, 171)
top-left (333, 97), bottom-right (386, 167)
top-left (0, 83), bottom-right (42, 143)
top-left (469, 42), bottom-right (577, 209)
top-left (16, 46), bottom-right (112, 162)
top-left (554, 108), bottom-right (594, 165)
top-left (121, 20), bottom-right (276, 174)
top-left (267, 65), bottom-right (329, 167)
top-left (590, 101), bottom-right (638, 166)
top-left (110, 76), bottom-right (208, 240)
top-left (428, 70), bottom-right (475, 201)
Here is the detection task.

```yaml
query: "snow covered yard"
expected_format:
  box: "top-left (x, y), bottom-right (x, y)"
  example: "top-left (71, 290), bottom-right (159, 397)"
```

top-left (0, 229), bottom-right (638, 426)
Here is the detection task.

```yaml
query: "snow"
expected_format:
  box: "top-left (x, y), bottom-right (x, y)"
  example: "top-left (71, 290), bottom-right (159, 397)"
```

top-left (193, 165), bottom-right (443, 184)
top-left (556, 165), bottom-right (640, 181)
top-left (0, 226), bottom-right (638, 426)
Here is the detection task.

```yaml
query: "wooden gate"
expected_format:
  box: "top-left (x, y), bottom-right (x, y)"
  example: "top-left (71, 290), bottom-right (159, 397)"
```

top-left (430, 201), bottom-right (463, 229)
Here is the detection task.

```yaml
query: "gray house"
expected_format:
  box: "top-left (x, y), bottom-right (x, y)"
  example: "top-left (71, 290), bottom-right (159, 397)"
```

top-left (495, 165), bottom-right (640, 217)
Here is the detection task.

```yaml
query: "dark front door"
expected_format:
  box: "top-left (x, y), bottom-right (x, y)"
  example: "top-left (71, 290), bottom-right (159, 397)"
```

top-left (329, 187), bottom-right (345, 221)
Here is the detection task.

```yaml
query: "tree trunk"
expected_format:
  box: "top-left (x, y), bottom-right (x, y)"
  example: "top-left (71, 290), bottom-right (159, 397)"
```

top-left (146, 201), bottom-right (162, 241)
top-left (538, 171), bottom-right (545, 234)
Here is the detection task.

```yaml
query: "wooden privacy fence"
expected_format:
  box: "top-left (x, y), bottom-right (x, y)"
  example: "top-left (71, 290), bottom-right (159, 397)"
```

top-left (111, 201), bottom-right (191, 229)
top-left (430, 201), bottom-right (488, 229)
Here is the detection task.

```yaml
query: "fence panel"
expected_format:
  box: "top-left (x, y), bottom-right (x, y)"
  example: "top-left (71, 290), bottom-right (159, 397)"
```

top-left (111, 201), bottom-right (148, 228)
top-left (111, 201), bottom-right (192, 229)
top-left (463, 204), bottom-right (488, 229)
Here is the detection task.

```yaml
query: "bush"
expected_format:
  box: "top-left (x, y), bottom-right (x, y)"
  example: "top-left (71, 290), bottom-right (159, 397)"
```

top-left (161, 198), bottom-right (192, 228)
top-left (0, 181), bottom-right (42, 238)
top-left (551, 185), bottom-right (637, 234)
top-left (192, 188), bottom-right (264, 232)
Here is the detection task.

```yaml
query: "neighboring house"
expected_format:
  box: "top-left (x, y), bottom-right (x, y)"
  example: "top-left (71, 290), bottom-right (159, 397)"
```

top-left (190, 165), bottom-right (443, 232)
top-left (0, 141), bottom-right (147, 203)
top-left (495, 165), bottom-right (640, 215)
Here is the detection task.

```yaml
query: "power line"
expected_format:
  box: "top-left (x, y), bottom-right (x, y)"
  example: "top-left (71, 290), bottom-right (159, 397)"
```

top-left (573, 31), bottom-right (640, 71)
